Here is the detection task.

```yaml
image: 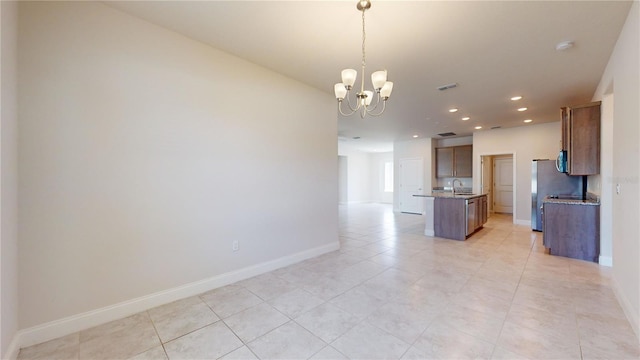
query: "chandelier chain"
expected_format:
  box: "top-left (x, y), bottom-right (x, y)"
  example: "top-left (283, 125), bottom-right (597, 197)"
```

top-left (361, 9), bottom-right (366, 70)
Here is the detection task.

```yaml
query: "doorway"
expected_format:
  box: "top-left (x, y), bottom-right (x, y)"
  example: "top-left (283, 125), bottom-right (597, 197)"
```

top-left (493, 156), bottom-right (514, 214)
top-left (481, 154), bottom-right (514, 216)
top-left (399, 158), bottom-right (424, 214)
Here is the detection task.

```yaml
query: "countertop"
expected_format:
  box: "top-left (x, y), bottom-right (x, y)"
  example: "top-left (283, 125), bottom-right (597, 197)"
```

top-left (543, 195), bottom-right (600, 206)
top-left (413, 193), bottom-right (487, 200)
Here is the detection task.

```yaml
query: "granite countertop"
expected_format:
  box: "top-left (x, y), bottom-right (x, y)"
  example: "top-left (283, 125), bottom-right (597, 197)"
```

top-left (413, 192), bottom-right (487, 200)
top-left (543, 195), bottom-right (600, 206)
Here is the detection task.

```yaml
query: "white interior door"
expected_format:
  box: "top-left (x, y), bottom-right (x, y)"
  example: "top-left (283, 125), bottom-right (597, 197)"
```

top-left (493, 157), bottom-right (513, 214)
top-left (399, 158), bottom-right (424, 214)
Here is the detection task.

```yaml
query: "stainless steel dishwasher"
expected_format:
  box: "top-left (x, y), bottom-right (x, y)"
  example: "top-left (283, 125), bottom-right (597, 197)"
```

top-left (466, 198), bottom-right (476, 236)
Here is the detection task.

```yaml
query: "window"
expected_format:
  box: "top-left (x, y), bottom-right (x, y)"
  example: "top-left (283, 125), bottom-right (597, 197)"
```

top-left (384, 162), bottom-right (394, 192)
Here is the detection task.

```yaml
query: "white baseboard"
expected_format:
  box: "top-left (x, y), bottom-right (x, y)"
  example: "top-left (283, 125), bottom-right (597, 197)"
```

top-left (611, 275), bottom-right (640, 342)
top-left (424, 230), bottom-right (434, 237)
top-left (598, 255), bottom-right (613, 267)
top-left (3, 335), bottom-right (20, 360)
top-left (11, 241), bottom-right (340, 353)
top-left (514, 219), bottom-right (531, 226)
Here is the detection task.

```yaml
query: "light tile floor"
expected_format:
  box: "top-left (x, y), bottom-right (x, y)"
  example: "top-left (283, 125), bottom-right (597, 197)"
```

top-left (18, 203), bottom-right (640, 359)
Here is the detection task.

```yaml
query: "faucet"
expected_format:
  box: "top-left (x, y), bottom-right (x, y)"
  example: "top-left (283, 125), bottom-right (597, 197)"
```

top-left (452, 179), bottom-right (463, 194)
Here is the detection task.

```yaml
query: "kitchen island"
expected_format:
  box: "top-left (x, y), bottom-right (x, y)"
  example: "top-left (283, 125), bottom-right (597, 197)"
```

top-left (414, 193), bottom-right (488, 240)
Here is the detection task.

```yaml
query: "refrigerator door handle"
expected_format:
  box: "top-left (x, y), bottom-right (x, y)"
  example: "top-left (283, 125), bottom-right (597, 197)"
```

top-left (555, 155), bottom-right (561, 172)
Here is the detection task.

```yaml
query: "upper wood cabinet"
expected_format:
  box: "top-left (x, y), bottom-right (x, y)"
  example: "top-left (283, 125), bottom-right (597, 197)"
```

top-left (436, 145), bottom-right (472, 178)
top-left (453, 145), bottom-right (472, 177)
top-left (561, 102), bottom-right (601, 175)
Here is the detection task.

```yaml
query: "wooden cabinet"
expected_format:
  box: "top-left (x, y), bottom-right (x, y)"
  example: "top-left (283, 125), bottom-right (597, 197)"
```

top-left (543, 202), bottom-right (600, 262)
top-left (454, 145), bottom-right (473, 177)
top-left (435, 148), bottom-right (454, 178)
top-left (434, 197), bottom-right (467, 240)
top-left (434, 195), bottom-right (487, 240)
top-left (561, 102), bottom-right (601, 175)
top-left (479, 195), bottom-right (488, 226)
top-left (436, 145), bottom-right (472, 178)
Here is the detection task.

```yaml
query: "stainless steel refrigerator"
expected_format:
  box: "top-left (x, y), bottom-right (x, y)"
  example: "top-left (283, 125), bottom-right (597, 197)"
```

top-left (531, 159), bottom-right (583, 231)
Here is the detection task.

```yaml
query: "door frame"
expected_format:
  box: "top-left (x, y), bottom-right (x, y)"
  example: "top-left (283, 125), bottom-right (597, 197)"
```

top-left (492, 155), bottom-right (514, 214)
top-left (479, 152), bottom-right (517, 224)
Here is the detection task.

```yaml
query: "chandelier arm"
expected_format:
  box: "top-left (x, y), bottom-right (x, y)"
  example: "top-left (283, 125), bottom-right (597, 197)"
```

top-left (344, 90), bottom-right (361, 112)
top-left (365, 99), bottom-right (387, 117)
top-left (365, 91), bottom-right (382, 112)
top-left (338, 101), bottom-right (357, 117)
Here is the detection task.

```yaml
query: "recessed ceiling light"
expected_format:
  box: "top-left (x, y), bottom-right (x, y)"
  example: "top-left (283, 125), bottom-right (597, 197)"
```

top-left (437, 83), bottom-right (458, 91)
top-left (510, 96), bottom-right (523, 101)
top-left (517, 107), bottom-right (528, 112)
top-left (449, 108), bottom-right (458, 113)
top-left (556, 40), bottom-right (574, 51)
top-left (524, 119), bottom-right (533, 123)
top-left (475, 126), bottom-right (482, 130)
top-left (413, 134), bottom-right (419, 138)
top-left (461, 117), bottom-right (470, 121)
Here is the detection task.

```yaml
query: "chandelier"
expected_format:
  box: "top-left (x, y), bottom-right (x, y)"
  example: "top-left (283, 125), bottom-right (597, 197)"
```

top-left (334, 0), bottom-right (393, 118)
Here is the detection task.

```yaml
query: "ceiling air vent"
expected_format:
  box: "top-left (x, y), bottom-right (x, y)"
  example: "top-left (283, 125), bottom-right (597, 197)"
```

top-left (437, 83), bottom-right (458, 91)
top-left (438, 132), bottom-right (456, 137)
top-left (491, 126), bottom-right (502, 129)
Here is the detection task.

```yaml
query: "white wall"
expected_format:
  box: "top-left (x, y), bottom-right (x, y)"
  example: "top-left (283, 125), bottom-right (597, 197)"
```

top-left (1, 1), bottom-right (19, 358)
top-left (337, 146), bottom-right (394, 204)
top-left (393, 138), bottom-right (433, 212)
top-left (472, 122), bottom-right (560, 224)
top-left (370, 152), bottom-right (393, 204)
top-left (593, 94), bottom-right (614, 266)
top-left (593, 0), bottom-right (639, 339)
top-left (338, 156), bottom-right (348, 204)
top-left (18, 0), bottom-right (337, 335)
top-left (338, 145), bottom-right (371, 203)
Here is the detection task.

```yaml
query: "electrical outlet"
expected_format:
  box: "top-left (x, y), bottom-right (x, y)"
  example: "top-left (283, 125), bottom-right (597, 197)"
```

top-left (232, 240), bottom-right (239, 251)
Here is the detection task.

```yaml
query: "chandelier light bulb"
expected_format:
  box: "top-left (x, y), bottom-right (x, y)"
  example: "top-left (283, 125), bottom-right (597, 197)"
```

top-left (341, 69), bottom-right (357, 88)
top-left (380, 82), bottom-right (393, 99)
top-left (364, 91), bottom-right (374, 106)
top-left (371, 70), bottom-right (388, 90)
top-left (334, 84), bottom-right (347, 100)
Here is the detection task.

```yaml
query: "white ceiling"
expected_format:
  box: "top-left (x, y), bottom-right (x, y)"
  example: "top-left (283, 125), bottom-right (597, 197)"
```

top-left (107, 0), bottom-right (632, 152)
